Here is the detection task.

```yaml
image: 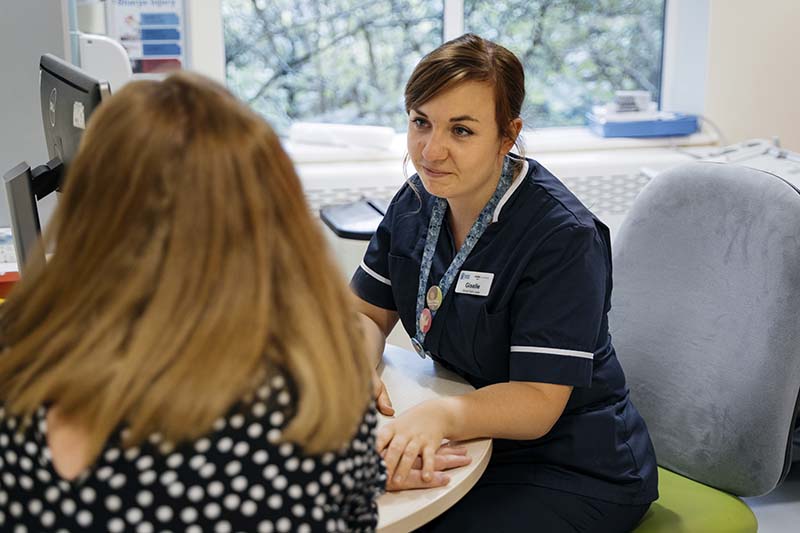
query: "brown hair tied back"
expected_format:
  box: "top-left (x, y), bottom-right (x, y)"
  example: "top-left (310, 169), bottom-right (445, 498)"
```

top-left (404, 33), bottom-right (525, 151)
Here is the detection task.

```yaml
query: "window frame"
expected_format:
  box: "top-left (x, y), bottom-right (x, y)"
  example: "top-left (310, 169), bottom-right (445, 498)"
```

top-left (443, 0), bottom-right (465, 41)
top-left (660, 0), bottom-right (709, 115)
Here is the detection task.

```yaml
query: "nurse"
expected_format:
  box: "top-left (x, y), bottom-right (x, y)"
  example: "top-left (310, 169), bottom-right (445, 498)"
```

top-left (351, 34), bottom-right (659, 531)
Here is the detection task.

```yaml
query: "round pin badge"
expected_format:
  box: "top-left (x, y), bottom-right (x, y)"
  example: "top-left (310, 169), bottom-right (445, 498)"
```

top-left (426, 285), bottom-right (443, 311)
top-left (419, 307), bottom-right (432, 333)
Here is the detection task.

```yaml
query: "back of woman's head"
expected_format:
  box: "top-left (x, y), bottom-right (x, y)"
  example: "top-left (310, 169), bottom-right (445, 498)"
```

top-left (405, 33), bottom-right (525, 146)
top-left (0, 71), bottom-right (371, 457)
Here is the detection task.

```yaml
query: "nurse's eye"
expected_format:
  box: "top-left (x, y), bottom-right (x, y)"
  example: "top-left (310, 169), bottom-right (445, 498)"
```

top-left (452, 125), bottom-right (473, 137)
top-left (411, 117), bottom-right (429, 129)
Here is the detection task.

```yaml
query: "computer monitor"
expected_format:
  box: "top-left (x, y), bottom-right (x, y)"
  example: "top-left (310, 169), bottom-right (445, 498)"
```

top-left (2, 54), bottom-right (110, 271)
top-left (40, 54), bottom-right (111, 165)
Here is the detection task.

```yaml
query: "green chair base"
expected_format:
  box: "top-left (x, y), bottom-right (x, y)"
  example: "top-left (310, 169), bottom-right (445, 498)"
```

top-left (633, 467), bottom-right (758, 533)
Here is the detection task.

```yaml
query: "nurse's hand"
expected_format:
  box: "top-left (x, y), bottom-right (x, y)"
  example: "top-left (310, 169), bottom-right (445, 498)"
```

top-left (384, 444), bottom-right (471, 491)
top-left (372, 371), bottom-right (395, 416)
top-left (377, 400), bottom-right (450, 486)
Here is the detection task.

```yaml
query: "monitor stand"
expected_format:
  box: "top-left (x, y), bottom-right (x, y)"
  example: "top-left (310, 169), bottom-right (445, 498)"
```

top-left (3, 158), bottom-right (62, 272)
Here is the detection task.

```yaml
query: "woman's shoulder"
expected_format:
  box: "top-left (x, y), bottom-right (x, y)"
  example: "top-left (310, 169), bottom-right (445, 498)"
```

top-left (384, 175), bottom-right (433, 219)
top-left (0, 403), bottom-right (40, 447)
top-left (0, 376), bottom-right (383, 531)
top-left (200, 371), bottom-right (380, 462)
top-left (521, 158), bottom-right (601, 232)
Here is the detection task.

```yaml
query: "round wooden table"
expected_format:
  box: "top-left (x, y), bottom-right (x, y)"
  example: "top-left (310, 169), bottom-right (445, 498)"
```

top-left (376, 344), bottom-right (493, 533)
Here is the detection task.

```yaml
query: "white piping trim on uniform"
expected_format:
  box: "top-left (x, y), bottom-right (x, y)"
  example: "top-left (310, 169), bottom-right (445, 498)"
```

top-left (493, 159), bottom-right (529, 223)
top-left (510, 345), bottom-right (594, 360)
top-left (359, 261), bottom-right (391, 286)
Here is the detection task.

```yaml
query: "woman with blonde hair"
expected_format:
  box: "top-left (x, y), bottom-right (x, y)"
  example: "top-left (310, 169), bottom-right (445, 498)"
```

top-left (0, 71), bottom-right (384, 531)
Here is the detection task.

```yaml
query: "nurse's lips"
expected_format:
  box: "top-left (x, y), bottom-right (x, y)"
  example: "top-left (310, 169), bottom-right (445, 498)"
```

top-left (422, 166), bottom-right (451, 178)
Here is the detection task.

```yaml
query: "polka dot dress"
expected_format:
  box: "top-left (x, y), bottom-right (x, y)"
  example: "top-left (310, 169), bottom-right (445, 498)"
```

top-left (0, 373), bottom-right (385, 532)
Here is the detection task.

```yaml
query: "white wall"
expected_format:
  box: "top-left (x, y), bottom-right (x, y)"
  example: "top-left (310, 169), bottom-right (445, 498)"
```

top-left (704, 0), bottom-right (800, 150)
top-left (0, 0), bottom-right (70, 227)
top-left (187, 0), bottom-right (225, 83)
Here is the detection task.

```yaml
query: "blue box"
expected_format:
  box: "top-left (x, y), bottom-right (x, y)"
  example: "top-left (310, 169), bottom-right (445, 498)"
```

top-left (586, 113), bottom-right (698, 138)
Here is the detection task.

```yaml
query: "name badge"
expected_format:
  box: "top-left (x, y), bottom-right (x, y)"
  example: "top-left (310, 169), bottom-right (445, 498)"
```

top-left (454, 270), bottom-right (494, 296)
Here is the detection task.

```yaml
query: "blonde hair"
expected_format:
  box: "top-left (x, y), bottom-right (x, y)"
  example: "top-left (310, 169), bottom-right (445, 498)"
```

top-left (0, 72), bottom-right (371, 458)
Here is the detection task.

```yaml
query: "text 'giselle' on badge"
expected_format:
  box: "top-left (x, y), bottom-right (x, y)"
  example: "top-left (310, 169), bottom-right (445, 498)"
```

top-left (454, 270), bottom-right (494, 296)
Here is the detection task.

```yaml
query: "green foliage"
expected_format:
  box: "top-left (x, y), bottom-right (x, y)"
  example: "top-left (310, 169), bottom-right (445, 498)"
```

top-left (465, 0), bottom-right (665, 127)
top-left (223, 0), bottom-right (664, 133)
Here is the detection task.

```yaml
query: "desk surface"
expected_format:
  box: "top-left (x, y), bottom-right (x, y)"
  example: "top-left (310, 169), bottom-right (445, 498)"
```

top-left (376, 345), bottom-right (492, 533)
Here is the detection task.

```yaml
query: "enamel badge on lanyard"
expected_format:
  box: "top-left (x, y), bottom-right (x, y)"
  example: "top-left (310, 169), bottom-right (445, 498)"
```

top-left (426, 285), bottom-right (443, 311)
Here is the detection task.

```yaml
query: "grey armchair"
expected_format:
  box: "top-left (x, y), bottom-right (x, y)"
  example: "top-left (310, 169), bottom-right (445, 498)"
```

top-left (610, 161), bottom-right (800, 532)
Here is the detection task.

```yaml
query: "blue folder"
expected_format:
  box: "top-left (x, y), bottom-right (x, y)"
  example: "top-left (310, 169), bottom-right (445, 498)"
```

top-left (586, 113), bottom-right (698, 138)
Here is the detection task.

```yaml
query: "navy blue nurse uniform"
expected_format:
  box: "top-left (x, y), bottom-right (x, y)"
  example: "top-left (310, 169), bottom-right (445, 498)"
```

top-left (351, 157), bottom-right (658, 531)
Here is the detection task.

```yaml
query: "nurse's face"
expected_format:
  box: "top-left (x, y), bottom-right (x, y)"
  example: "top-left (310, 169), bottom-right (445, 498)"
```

top-left (407, 81), bottom-right (514, 206)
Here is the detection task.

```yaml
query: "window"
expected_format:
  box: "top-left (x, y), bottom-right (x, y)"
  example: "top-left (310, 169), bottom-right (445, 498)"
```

top-left (223, 0), bottom-right (665, 133)
top-left (464, 0), bottom-right (665, 128)
top-left (223, 0), bottom-right (442, 133)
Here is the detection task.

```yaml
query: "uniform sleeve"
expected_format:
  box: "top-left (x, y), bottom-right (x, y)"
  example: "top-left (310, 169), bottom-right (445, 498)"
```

top-left (508, 224), bottom-right (609, 388)
top-left (350, 198), bottom-right (398, 310)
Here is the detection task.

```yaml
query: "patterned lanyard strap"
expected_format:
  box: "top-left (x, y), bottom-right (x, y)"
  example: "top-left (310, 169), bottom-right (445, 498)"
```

top-left (411, 156), bottom-right (515, 358)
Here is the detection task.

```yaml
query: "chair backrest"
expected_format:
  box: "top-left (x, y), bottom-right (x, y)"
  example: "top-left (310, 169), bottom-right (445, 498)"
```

top-left (610, 161), bottom-right (800, 497)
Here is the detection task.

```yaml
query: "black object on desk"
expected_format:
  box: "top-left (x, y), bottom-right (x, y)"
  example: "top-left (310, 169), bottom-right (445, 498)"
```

top-left (319, 198), bottom-right (388, 240)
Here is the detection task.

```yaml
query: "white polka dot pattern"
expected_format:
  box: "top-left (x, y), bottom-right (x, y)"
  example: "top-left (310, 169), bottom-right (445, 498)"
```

top-left (0, 373), bottom-right (385, 531)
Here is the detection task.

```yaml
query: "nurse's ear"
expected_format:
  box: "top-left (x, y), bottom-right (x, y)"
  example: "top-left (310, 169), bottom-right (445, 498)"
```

top-left (500, 117), bottom-right (524, 155)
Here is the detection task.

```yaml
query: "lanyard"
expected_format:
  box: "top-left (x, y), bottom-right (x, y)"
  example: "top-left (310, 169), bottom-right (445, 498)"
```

top-left (411, 156), bottom-right (514, 358)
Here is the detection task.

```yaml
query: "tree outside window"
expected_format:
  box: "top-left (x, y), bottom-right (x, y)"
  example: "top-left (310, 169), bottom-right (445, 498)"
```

top-left (223, 0), bottom-right (664, 134)
top-left (465, 0), bottom-right (664, 128)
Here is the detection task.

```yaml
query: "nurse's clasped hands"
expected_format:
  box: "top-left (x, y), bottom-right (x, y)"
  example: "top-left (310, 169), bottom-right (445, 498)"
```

top-left (372, 370), bottom-right (470, 491)
top-left (377, 398), bottom-right (465, 488)
top-left (383, 442), bottom-right (472, 491)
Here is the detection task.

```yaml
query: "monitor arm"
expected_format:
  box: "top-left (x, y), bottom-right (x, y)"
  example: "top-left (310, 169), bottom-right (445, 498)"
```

top-left (30, 157), bottom-right (63, 199)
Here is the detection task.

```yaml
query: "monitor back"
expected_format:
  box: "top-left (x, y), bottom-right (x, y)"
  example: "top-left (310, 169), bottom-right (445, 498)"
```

top-left (39, 54), bottom-right (108, 165)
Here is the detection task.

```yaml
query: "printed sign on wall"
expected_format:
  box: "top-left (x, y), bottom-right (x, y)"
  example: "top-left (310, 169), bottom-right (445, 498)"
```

top-left (106, 0), bottom-right (187, 74)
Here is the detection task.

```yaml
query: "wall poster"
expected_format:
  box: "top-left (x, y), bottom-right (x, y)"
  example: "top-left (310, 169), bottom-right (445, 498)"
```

top-left (106, 0), bottom-right (188, 75)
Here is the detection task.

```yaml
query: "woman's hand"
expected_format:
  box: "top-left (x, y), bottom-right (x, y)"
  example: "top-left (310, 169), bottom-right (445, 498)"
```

top-left (372, 371), bottom-right (394, 416)
top-left (377, 399), bottom-right (453, 486)
top-left (384, 444), bottom-right (471, 491)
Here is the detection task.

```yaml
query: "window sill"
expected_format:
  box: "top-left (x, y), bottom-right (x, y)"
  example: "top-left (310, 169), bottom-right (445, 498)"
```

top-left (521, 126), bottom-right (718, 154)
top-left (292, 126), bottom-right (720, 196)
top-left (286, 126), bottom-right (718, 166)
